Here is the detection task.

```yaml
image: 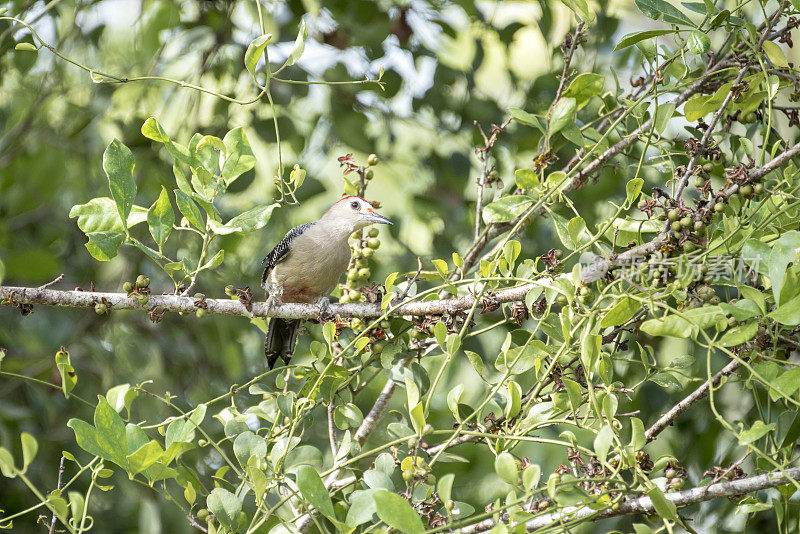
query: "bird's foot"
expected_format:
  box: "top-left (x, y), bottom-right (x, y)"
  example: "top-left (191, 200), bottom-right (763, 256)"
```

top-left (316, 297), bottom-right (335, 323)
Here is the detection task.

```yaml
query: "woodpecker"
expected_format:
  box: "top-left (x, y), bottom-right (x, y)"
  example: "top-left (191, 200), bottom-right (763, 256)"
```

top-left (261, 196), bottom-right (392, 368)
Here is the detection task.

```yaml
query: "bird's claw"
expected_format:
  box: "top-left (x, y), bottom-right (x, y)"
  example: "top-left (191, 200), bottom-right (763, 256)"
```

top-left (316, 297), bottom-right (335, 323)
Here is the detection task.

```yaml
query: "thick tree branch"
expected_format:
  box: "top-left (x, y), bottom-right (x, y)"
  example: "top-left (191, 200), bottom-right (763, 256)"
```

top-left (458, 465), bottom-right (800, 533)
top-left (0, 284), bottom-right (535, 319)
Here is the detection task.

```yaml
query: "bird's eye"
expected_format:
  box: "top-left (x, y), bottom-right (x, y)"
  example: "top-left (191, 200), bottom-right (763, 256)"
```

top-left (350, 201), bottom-right (360, 210)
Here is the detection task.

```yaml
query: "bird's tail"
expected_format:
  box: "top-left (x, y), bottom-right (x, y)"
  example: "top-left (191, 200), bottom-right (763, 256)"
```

top-left (265, 318), bottom-right (300, 369)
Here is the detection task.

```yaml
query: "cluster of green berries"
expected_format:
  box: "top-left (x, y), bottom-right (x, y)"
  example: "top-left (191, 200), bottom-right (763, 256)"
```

top-left (340, 226), bottom-right (381, 305)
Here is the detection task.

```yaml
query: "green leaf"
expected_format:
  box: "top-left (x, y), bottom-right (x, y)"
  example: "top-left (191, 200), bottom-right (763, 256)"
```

top-left (103, 140), bottom-right (137, 232)
top-left (244, 34), bottom-right (272, 75)
top-left (629, 417), bottom-right (645, 450)
top-left (69, 198), bottom-right (148, 233)
top-left (739, 420), bottom-right (775, 445)
top-left (594, 424), bottom-right (613, 464)
top-left (225, 204), bottom-right (280, 235)
top-left (141, 117), bottom-right (170, 143)
top-left (625, 178), bottom-right (644, 207)
top-left (719, 321), bottom-right (758, 347)
top-left (687, 30), bottom-right (710, 54)
top-left (20, 433), bottom-right (37, 471)
top-left (55, 350), bottom-right (77, 398)
top-left (647, 486), bottom-right (677, 519)
top-left (482, 196), bottom-right (535, 224)
top-left (763, 41), bottom-right (789, 68)
top-left (67, 397), bottom-right (128, 469)
top-left (84, 232), bottom-right (124, 261)
top-left (522, 464), bottom-right (542, 491)
top-left (768, 231), bottom-right (800, 305)
top-left (347, 489), bottom-right (378, 527)
top-left (614, 30), bottom-right (676, 52)
top-left (373, 490), bottom-right (424, 534)
top-left (126, 440), bottom-right (163, 476)
top-left (507, 107), bottom-right (544, 131)
top-left (173, 189), bottom-right (205, 230)
top-left (494, 452), bottom-right (518, 485)
top-left (296, 465), bottom-right (336, 520)
top-left (432, 258), bottom-right (448, 278)
top-left (286, 20), bottom-right (307, 65)
top-left (600, 297), bottom-right (638, 328)
top-left (147, 187), bottom-right (174, 249)
top-left (769, 293), bottom-right (800, 326)
top-left (505, 380), bottom-right (522, 419)
top-left (0, 447), bottom-right (15, 478)
top-left (580, 329), bottom-right (601, 374)
top-left (206, 488), bottom-right (242, 532)
top-left (233, 431), bottom-right (267, 468)
top-left (563, 73), bottom-right (604, 109)
top-left (464, 350), bottom-right (485, 377)
top-left (14, 42), bottom-right (38, 52)
top-left (635, 0), bottom-right (693, 25)
top-left (549, 97), bottom-right (576, 136)
top-left (221, 127), bottom-right (256, 184)
top-left (515, 169), bottom-right (539, 189)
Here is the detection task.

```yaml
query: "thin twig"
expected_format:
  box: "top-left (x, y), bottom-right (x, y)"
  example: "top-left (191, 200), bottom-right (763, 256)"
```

top-left (38, 274), bottom-right (64, 291)
top-left (644, 358), bottom-right (742, 443)
top-left (48, 455), bottom-right (65, 534)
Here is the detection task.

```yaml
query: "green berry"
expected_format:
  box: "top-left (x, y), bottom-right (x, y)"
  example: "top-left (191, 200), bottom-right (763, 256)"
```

top-left (137, 294), bottom-right (149, 305)
top-left (693, 175), bottom-right (707, 188)
top-left (556, 295), bottom-right (568, 306)
top-left (740, 184), bottom-right (753, 197)
top-left (671, 221), bottom-right (682, 232)
top-left (727, 316), bottom-right (738, 327)
top-left (361, 247), bottom-right (374, 258)
top-left (122, 281), bottom-right (133, 293)
top-left (380, 319), bottom-right (391, 329)
top-left (194, 293), bottom-right (205, 299)
top-left (351, 317), bottom-right (364, 330)
top-left (402, 470), bottom-right (414, 481)
top-left (703, 163), bottom-right (714, 173)
top-left (680, 217), bottom-right (692, 228)
top-left (422, 424), bottom-right (434, 435)
top-left (754, 183), bottom-right (764, 194)
top-left (368, 227), bottom-right (379, 238)
top-left (225, 285), bottom-right (237, 297)
top-left (351, 232), bottom-right (360, 240)
top-left (196, 308), bottom-right (206, 319)
top-left (340, 294), bottom-right (350, 303)
top-left (579, 286), bottom-right (591, 296)
top-left (367, 154), bottom-right (379, 166)
top-left (136, 275), bottom-right (149, 288)
top-left (668, 209), bottom-right (680, 221)
top-left (94, 303), bottom-right (107, 315)
top-left (714, 202), bottom-right (725, 212)
top-left (347, 269), bottom-right (359, 281)
top-left (709, 295), bottom-right (721, 305)
top-left (365, 169), bottom-right (374, 180)
top-left (694, 220), bottom-right (705, 232)
top-left (349, 290), bottom-right (362, 301)
top-left (358, 268), bottom-right (371, 279)
top-left (367, 237), bottom-right (380, 249)
top-left (372, 341), bottom-right (385, 354)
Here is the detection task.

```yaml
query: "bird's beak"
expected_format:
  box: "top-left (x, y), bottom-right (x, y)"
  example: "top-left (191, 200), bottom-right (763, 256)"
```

top-left (363, 212), bottom-right (393, 225)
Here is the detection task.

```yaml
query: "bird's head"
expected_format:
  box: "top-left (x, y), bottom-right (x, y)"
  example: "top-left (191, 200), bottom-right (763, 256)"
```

top-left (322, 196), bottom-right (392, 232)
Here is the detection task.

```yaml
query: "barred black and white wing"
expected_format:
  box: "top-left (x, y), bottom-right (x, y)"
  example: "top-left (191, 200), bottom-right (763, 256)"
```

top-left (261, 222), bottom-right (315, 287)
